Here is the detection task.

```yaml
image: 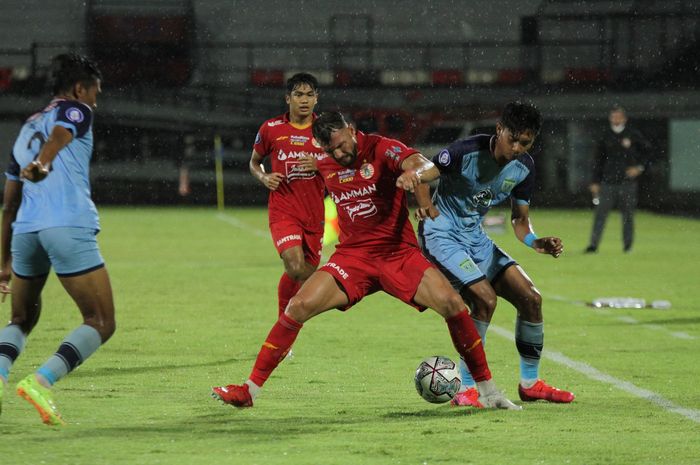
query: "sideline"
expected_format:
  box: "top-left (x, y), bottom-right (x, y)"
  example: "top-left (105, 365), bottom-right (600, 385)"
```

top-left (489, 324), bottom-right (700, 424)
top-left (216, 212), bottom-right (270, 239)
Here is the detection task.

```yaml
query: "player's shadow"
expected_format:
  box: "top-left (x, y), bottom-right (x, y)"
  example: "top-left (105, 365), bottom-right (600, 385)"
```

top-left (642, 317), bottom-right (700, 326)
top-left (69, 357), bottom-right (246, 378)
top-left (382, 407), bottom-right (483, 418)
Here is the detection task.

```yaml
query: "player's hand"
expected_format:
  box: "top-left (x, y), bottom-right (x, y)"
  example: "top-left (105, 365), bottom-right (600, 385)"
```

top-left (21, 160), bottom-right (50, 182)
top-left (396, 170), bottom-right (421, 193)
top-left (415, 205), bottom-right (440, 221)
top-left (589, 183), bottom-right (600, 196)
top-left (533, 236), bottom-right (563, 258)
top-left (262, 173), bottom-right (285, 191)
top-left (297, 155), bottom-right (317, 172)
top-left (625, 166), bottom-right (643, 179)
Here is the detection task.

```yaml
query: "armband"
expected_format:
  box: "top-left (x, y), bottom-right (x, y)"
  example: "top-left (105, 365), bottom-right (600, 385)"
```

top-left (523, 232), bottom-right (538, 248)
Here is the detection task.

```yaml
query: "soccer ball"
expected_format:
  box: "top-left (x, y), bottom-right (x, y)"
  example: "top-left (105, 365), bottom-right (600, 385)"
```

top-left (414, 356), bottom-right (461, 403)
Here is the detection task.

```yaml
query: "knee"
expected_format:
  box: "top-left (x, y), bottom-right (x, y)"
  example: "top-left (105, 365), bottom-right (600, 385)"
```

top-left (285, 296), bottom-right (313, 323)
top-left (84, 314), bottom-right (116, 343)
top-left (284, 258), bottom-right (313, 282)
top-left (518, 289), bottom-right (543, 321)
top-left (438, 292), bottom-right (468, 319)
top-left (468, 295), bottom-right (497, 321)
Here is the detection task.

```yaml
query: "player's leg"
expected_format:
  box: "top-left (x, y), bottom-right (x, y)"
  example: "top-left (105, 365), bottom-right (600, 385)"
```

top-left (272, 221), bottom-right (319, 315)
top-left (620, 181), bottom-right (637, 252)
top-left (404, 257), bottom-right (519, 410)
top-left (587, 184), bottom-right (614, 252)
top-left (0, 272), bottom-right (48, 415)
top-left (213, 269), bottom-right (349, 408)
top-left (493, 265), bottom-right (574, 403)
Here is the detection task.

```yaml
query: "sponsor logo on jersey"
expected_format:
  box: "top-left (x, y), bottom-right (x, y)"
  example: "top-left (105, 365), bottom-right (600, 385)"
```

top-left (501, 178), bottom-right (516, 193)
top-left (438, 149), bottom-right (451, 166)
top-left (323, 262), bottom-right (349, 279)
top-left (472, 189), bottom-right (493, 208)
top-left (290, 135), bottom-right (309, 146)
top-left (268, 120), bottom-right (284, 127)
top-left (391, 145), bottom-right (403, 153)
top-left (66, 107), bottom-right (84, 123)
top-left (338, 168), bottom-right (356, 183)
top-left (255, 132), bottom-right (261, 144)
top-left (384, 149), bottom-right (399, 162)
top-left (312, 137), bottom-right (321, 148)
top-left (341, 199), bottom-right (378, 221)
top-left (275, 135), bottom-right (289, 141)
top-left (276, 234), bottom-right (302, 247)
top-left (330, 183), bottom-right (377, 203)
top-left (277, 149), bottom-right (316, 161)
top-left (360, 163), bottom-right (375, 180)
top-left (286, 161), bottom-right (316, 181)
top-left (326, 172), bottom-right (337, 179)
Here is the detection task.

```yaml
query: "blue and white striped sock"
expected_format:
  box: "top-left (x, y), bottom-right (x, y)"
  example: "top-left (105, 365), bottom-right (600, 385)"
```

top-left (0, 324), bottom-right (26, 382)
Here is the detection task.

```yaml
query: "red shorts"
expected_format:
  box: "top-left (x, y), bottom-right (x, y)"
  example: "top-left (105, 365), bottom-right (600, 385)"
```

top-left (269, 219), bottom-right (323, 267)
top-left (319, 246), bottom-right (434, 311)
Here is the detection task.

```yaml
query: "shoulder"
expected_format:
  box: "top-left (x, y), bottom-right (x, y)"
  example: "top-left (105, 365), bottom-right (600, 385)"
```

top-left (515, 152), bottom-right (535, 172)
top-left (434, 134), bottom-right (489, 170)
top-left (56, 100), bottom-right (93, 124)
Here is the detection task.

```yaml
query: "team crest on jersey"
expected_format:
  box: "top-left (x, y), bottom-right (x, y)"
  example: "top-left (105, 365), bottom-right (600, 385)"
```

top-left (360, 163), bottom-right (375, 180)
top-left (290, 135), bottom-right (309, 146)
top-left (438, 149), bottom-right (451, 166)
top-left (501, 178), bottom-right (516, 193)
top-left (65, 107), bottom-right (84, 123)
top-left (312, 137), bottom-right (321, 148)
top-left (472, 189), bottom-right (493, 207)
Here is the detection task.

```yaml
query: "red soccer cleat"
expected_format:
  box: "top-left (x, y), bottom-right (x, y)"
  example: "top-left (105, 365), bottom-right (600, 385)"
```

top-left (211, 383), bottom-right (253, 408)
top-left (450, 387), bottom-right (484, 408)
top-left (518, 380), bottom-right (575, 403)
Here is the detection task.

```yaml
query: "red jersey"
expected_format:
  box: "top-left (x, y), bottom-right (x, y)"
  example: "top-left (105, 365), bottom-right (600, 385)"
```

top-left (316, 131), bottom-right (420, 252)
top-left (253, 113), bottom-right (326, 230)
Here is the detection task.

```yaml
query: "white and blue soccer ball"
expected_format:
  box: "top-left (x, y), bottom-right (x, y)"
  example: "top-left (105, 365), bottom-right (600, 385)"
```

top-left (414, 356), bottom-right (461, 403)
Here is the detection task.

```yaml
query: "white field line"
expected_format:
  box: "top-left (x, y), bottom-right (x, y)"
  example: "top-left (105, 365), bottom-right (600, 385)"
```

top-left (216, 213), bottom-right (270, 239)
top-left (488, 324), bottom-right (700, 424)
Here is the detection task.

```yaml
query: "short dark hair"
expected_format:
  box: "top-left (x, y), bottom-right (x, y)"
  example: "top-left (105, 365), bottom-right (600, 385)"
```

top-left (50, 53), bottom-right (102, 95)
top-left (312, 111), bottom-right (347, 146)
top-left (286, 72), bottom-right (319, 94)
top-left (500, 102), bottom-right (542, 136)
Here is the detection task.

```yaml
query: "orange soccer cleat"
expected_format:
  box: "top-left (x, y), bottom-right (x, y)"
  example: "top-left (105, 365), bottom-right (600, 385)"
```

top-left (518, 380), bottom-right (575, 403)
top-left (450, 387), bottom-right (483, 408)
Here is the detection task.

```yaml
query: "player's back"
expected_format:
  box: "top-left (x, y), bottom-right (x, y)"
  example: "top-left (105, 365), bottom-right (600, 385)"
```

top-left (9, 98), bottom-right (99, 234)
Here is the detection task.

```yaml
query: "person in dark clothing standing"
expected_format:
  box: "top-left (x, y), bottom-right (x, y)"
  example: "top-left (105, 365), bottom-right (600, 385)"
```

top-left (585, 106), bottom-right (652, 253)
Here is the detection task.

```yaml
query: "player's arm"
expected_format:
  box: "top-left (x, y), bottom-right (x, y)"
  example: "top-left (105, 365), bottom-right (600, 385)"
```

top-left (511, 201), bottom-right (563, 258)
top-left (0, 178), bottom-right (22, 299)
top-left (249, 149), bottom-right (284, 191)
top-left (397, 152), bottom-right (440, 220)
top-left (21, 125), bottom-right (73, 182)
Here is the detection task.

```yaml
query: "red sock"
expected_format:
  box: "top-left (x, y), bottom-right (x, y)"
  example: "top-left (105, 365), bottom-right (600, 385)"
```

top-left (446, 309), bottom-right (491, 382)
top-left (249, 313), bottom-right (303, 386)
top-left (278, 273), bottom-right (302, 316)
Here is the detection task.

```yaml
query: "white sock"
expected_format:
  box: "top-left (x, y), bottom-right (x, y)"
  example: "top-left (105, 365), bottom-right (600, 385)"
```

top-left (245, 380), bottom-right (261, 399)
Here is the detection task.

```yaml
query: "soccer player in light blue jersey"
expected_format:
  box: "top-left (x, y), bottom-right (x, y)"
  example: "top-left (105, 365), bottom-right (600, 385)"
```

top-left (0, 53), bottom-right (115, 425)
top-left (402, 102), bottom-right (574, 407)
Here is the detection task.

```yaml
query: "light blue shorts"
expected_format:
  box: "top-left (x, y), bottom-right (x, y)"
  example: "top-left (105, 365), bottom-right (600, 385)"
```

top-left (419, 222), bottom-right (515, 290)
top-left (12, 227), bottom-right (104, 278)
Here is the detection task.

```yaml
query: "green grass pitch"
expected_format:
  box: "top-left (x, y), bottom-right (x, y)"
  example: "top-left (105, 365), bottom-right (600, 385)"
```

top-left (0, 207), bottom-right (698, 465)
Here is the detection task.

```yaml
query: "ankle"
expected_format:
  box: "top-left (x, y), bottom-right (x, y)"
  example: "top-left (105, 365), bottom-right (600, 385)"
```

top-left (244, 380), bottom-right (261, 400)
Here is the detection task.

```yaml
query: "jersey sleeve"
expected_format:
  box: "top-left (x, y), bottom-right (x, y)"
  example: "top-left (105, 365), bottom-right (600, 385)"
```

top-left (5, 152), bottom-right (20, 181)
top-left (252, 122), bottom-right (270, 158)
top-left (55, 100), bottom-right (93, 139)
top-left (378, 137), bottom-right (418, 173)
top-left (511, 153), bottom-right (536, 205)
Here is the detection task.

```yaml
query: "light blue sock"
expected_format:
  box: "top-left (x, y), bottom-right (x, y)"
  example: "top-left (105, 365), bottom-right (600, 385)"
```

top-left (36, 325), bottom-right (102, 386)
top-left (458, 318), bottom-right (489, 389)
top-left (0, 324), bottom-right (26, 382)
top-left (515, 318), bottom-right (544, 383)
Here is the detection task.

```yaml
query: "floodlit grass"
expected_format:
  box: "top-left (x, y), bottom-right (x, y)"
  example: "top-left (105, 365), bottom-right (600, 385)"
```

top-left (0, 207), bottom-right (698, 465)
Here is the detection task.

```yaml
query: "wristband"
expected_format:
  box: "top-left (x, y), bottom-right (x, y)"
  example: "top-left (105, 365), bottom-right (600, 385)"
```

top-left (523, 232), bottom-right (538, 248)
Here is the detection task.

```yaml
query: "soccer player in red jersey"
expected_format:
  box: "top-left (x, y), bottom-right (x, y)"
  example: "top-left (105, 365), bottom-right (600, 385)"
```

top-left (213, 112), bottom-right (519, 410)
top-left (250, 73), bottom-right (326, 316)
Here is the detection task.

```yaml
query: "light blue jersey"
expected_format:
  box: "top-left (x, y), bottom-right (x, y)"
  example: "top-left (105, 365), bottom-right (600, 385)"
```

top-left (7, 98), bottom-right (99, 234)
top-left (419, 134), bottom-right (535, 287)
